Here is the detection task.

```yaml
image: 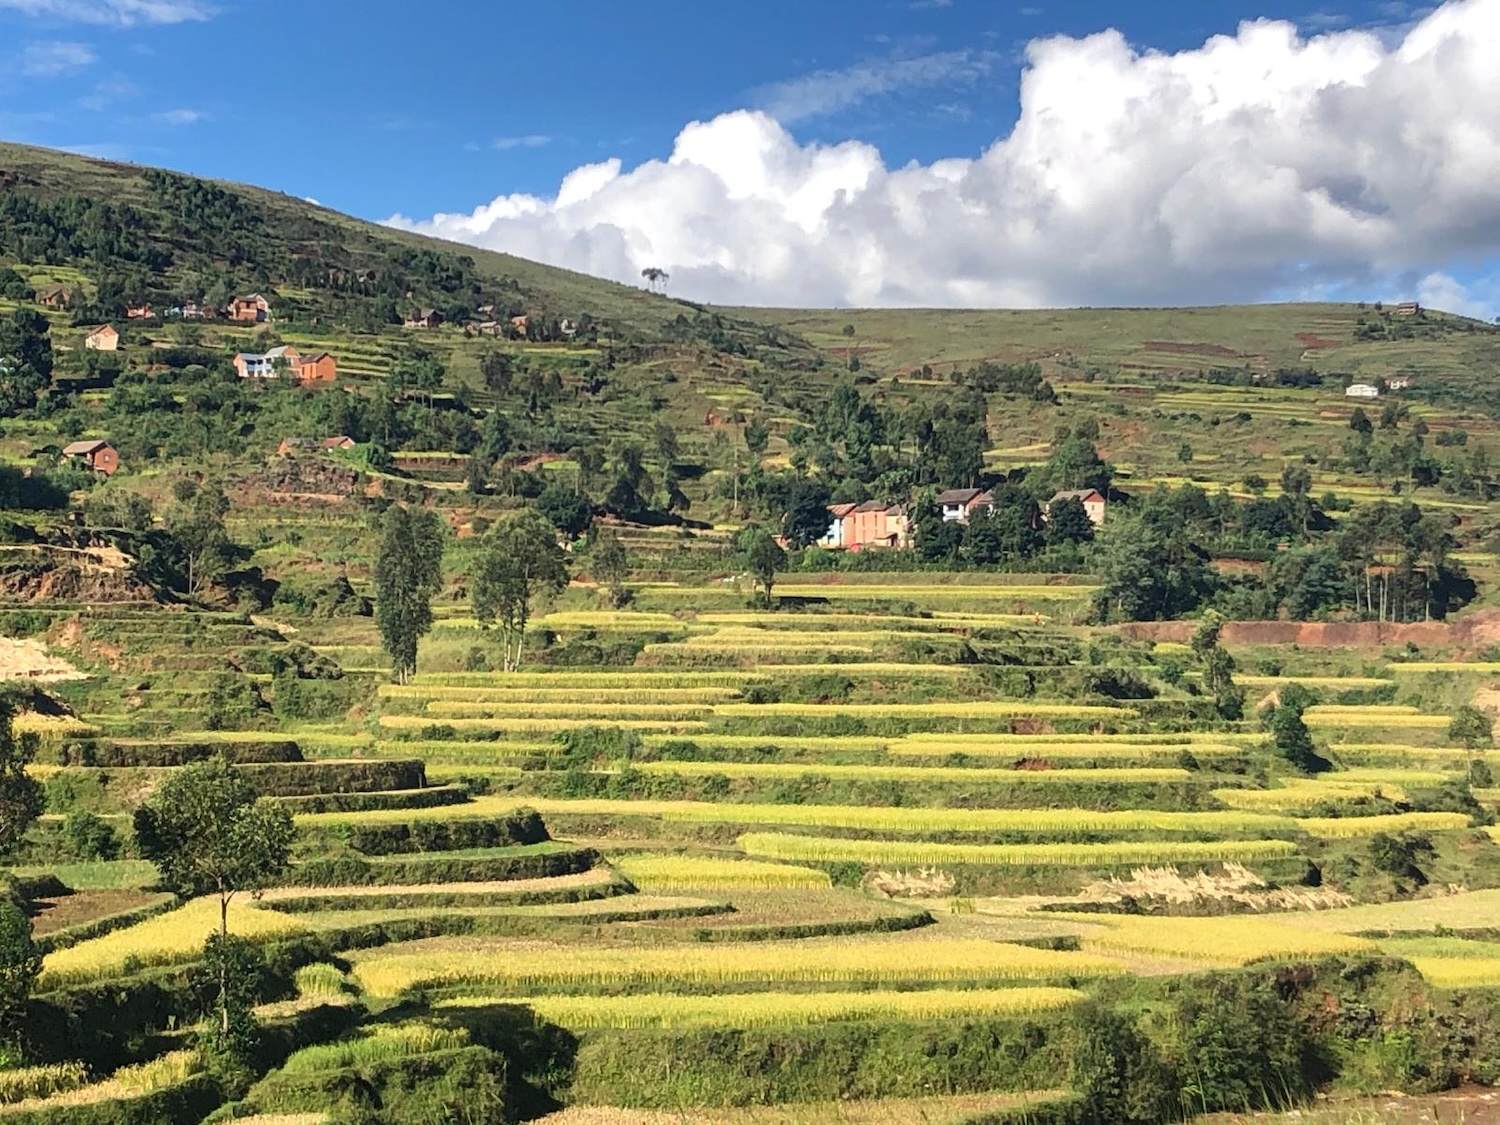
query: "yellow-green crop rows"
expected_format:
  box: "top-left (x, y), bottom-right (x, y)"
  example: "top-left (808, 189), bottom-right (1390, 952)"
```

top-left (736, 833), bottom-right (1302, 867)
top-left (349, 937), bottom-right (1126, 998)
top-left (438, 987), bottom-right (1087, 1029)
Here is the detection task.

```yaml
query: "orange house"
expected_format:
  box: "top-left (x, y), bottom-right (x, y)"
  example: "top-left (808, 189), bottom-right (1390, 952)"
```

top-left (296, 352), bottom-right (338, 384)
top-left (125, 303), bottom-right (153, 319)
top-left (62, 440), bottom-right (119, 476)
top-left (847, 502), bottom-right (908, 549)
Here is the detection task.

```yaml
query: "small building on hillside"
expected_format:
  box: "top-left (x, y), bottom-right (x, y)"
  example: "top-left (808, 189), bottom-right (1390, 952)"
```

top-left (227, 294), bottom-right (271, 323)
top-left (84, 325), bottom-right (119, 352)
top-left (320, 435), bottom-right (355, 450)
top-left (62, 440), bottom-right (119, 476)
top-left (1346, 383), bottom-right (1380, 399)
top-left (296, 351), bottom-right (338, 384)
top-left (404, 309), bottom-right (444, 329)
top-left (236, 346), bottom-right (338, 384)
top-left (1047, 488), bottom-right (1108, 527)
top-left (818, 502), bottom-right (859, 549)
top-left (38, 286), bottom-right (71, 310)
top-left (848, 501), bottom-right (908, 549)
top-left (511, 315), bottom-right (529, 334)
top-left (936, 488), bottom-right (993, 524)
top-left (234, 352), bottom-right (278, 379)
top-left (125, 303), bottom-right (153, 320)
top-left (1394, 302), bottom-right (1421, 317)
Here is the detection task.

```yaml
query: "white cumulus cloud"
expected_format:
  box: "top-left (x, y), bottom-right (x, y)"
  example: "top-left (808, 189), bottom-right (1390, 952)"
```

top-left (152, 107), bottom-right (203, 125)
top-left (19, 39), bottom-right (95, 75)
top-left (387, 0), bottom-right (1500, 317)
top-left (0, 0), bottom-right (212, 24)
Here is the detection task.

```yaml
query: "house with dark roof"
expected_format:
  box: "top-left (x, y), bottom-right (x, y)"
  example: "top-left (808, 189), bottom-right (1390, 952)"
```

top-left (227, 294), bottom-right (271, 323)
top-left (935, 488), bottom-right (993, 523)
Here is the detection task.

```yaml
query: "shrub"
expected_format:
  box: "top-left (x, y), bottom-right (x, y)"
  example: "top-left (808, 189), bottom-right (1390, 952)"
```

top-left (1449, 705), bottom-right (1494, 750)
top-left (62, 812), bottom-right (118, 861)
top-left (1065, 1002), bottom-right (1179, 1125)
top-left (1171, 974), bottom-right (1330, 1114)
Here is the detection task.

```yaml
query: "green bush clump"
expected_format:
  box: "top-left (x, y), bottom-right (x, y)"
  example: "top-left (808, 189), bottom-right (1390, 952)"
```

top-left (236, 760), bottom-right (425, 798)
top-left (338, 809), bottom-right (548, 856)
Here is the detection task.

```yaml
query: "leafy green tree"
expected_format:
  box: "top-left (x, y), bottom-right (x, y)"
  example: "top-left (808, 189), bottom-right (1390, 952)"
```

top-left (1271, 548), bottom-right (1348, 620)
top-left (167, 480), bottom-right (232, 597)
top-left (1092, 512), bottom-right (1216, 622)
top-left (0, 902), bottom-right (39, 1036)
top-left (0, 698), bottom-right (43, 856)
top-left (736, 526), bottom-right (784, 608)
top-left (391, 346), bottom-right (445, 406)
top-left (195, 932), bottom-right (264, 1066)
top-left (1449, 705), bottom-right (1494, 750)
top-left (0, 310), bottom-right (53, 416)
top-left (134, 759), bottom-right (294, 1035)
top-left (592, 529), bottom-right (631, 608)
top-left (536, 483), bottom-right (593, 538)
top-left (1045, 495), bottom-right (1095, 545)
top-left (781, 478), bottom-right (832, 549)
top-left (373, 505), bottom-right (446, 684)
top-left (744, 416), bottom-right (771, 459)
top-left (1177, 441), bottom-right (1193, 463)
top-left (472, 509), bottom-right (568, 671)
top-left (1263, 684), bottom-right (1329, 773)
top-left (480, 350), bottom-right (515, 394)
top-left (1349, 406), bottom-right (1373, 435)
top-left (1173, 975), bottom-right (1324, 1113)
top-left (1191, 612), bottom-right (1244, 720)
top-left (1037, 431), bottom-right (1111, 495)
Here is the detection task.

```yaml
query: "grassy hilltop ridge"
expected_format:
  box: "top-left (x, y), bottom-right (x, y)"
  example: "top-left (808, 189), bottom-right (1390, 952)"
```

top-left (0, 140), bottom-right (759, 341)
top-left (729, 302), bottom-right (1500, 388)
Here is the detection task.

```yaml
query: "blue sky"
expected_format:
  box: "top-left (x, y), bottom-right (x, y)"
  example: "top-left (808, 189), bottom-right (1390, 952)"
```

top-left (1, 0), bottom-right (1498, 315)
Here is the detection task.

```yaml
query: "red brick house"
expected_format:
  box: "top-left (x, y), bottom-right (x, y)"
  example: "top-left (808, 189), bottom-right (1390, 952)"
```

top-left (63, 440), bottom-right (119, 476)
top-left (227, 294), bottom-right (271, 323)
top-left (125, 303), bottom-right (153, 320)
top-left (38, 286), bottom-right (70, 310)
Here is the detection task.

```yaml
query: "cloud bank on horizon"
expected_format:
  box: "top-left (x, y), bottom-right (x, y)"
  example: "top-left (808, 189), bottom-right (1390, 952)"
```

top-left (387, 0), bottom-right (1500, 316)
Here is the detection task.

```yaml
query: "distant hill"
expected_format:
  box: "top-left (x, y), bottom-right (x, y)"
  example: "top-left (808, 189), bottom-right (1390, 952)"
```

top-left (0, 140), bottom-right (812, 358)
top-left (726, 303), bottom-right (1500, 405)
top-left (4, 138), bottom-right (1500, 559)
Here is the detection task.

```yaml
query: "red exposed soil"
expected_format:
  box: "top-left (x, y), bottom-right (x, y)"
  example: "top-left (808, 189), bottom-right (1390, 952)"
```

top-left (1117, 608), bottom-right (1500, 653)
top-left (1296, 332), bottom-right (1344, 350)
top-left (29, 891), bottom-right (168, 936)
top-left (1143, 341), bottom-right (1242, 358)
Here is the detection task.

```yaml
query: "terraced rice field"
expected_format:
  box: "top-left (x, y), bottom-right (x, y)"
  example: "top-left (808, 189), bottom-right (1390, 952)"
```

top-left (33, 565), bottom-right (1500, 1123)
top-left (349, 936), bottom-right (1126, 998)
top-left (439, 986), bottom-right (1086, 1028)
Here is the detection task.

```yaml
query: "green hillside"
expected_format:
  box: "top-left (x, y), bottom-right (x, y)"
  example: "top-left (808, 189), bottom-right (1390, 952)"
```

top-left (5, 143), bottom-right (1500, 1125)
